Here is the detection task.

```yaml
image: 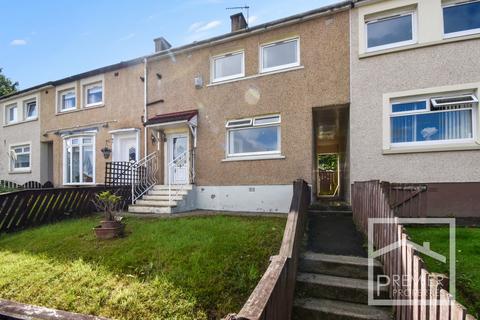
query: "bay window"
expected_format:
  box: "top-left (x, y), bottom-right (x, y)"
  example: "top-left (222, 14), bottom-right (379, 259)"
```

top-left (390, 94), bottom-right (477, 147)
top-left (64, 136), bottom-right (95, 184)
top-left (226, 115), bottom-right (281, 157)
top-left (443, 0), bottom-right (480, 38)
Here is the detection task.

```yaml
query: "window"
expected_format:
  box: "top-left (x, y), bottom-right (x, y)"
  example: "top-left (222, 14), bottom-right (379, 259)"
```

top-left (226, 115), bottom-right (281, 157)
top-left (390, 94), bottom-right (477, 146)
top-left (64, 136), bottom-right (95, 184)
top-left (59, 89), bottom-right (76, 111)
top-left (366, 12), bottom-right (416, 51)
top-left (24, 99), bottom-right (37, 120)
top-left (84, 82), bottom-right (103, 107)
top-left (443, 1), bottom-right (480, 38)
top-left (10, 144), bottom-right (31, 171)
top-left (260, 38), bottom-right (299, 72)
top-left (212, 51), bottom-right (244, 82)
top-left (5, 103), bottom-right (17, 124)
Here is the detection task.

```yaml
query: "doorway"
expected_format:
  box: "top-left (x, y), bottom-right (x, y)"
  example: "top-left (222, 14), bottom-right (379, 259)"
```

top-left (112, 129), bottom-right (139, 162)
top-left (317, 153), bottom-right (340, 197)
top-left (166, 133), bottom-right (189, 185)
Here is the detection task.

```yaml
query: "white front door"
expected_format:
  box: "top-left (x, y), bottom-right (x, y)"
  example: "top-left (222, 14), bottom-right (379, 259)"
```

top-left (167, 134), bottom-right (188, 185)
top-left (112, 131), bottom-right (139, 162)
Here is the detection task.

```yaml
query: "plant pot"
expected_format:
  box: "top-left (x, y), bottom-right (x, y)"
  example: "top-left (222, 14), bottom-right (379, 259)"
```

top-left (94, 222), bottom-right (125, 240)
top-left (100, 220), bottom-right (123, 229)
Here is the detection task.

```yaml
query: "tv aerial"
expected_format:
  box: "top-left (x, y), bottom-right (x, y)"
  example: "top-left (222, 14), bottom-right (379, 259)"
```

top-left (226, 5), bottom-right (250, 27)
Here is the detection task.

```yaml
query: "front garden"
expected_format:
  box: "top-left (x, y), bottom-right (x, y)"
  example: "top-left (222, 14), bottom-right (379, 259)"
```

top-left (0, 214), bottom-right (285, 319)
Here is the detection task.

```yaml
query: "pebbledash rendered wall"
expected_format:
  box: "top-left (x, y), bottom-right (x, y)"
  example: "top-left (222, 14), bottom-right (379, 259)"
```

top-left (349, 6), bottom-right (480, 188)
top-left (146, 9), bottom-right (351, 212)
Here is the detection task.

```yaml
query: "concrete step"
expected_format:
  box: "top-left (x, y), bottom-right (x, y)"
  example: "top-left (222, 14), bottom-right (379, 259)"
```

top-left (152, 185), bottom-right (193, 191)
top-left (148, 190), bottom-right (189, 196)
top-left (300, 252), bottom-right (383, 280)
top-left (128, 205), bottom-right (172, 214)
top-left (142, 195), bottom-right (184, 201)
top-left (296, 273), bottom-right (389, 304)
top-left (134, 200), bottom-right (178, 207)
top-left (294, 298), bottom-right (392, 320)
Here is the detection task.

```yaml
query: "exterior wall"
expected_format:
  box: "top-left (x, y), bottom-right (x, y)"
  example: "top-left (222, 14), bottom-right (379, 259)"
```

top-left (40, 64), bottom-right (145, 186)
top-left (0, 92), bottom-right (43, 184)
top-left (146, 10), bottom-right (350, 188)
top-left (350, 4), bottom-right (480, 185)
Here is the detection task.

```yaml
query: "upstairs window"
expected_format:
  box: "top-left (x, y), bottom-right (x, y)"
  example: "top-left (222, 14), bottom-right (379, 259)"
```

top-left (24, 99), bottom-right (37, 120)
top-left (5, 103), bottom-right (18, 124)
top-left (212, 51), bottom-right (244, 82)
top-left (443, 1), bottom-right (480, 38)
top-left (226, 115), bottom-right (281, 157)
top-left (59, 89), bottom-right (76, 112)
top-left (84, 82), bottom-right (103, 107)
top-left (390, 94), bottom-right (477, 146)
top-left (366, 12), bottom-right (416, 52)
top-left (260, 38), bottom-right (299, 73)
top-left (10, 144), bottom-right (31, 171)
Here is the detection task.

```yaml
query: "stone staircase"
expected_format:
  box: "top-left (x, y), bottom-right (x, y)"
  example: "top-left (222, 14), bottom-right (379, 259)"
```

top-left (128, 185), bottom-right (195, 214)
top-left (293, 204), bottom-right (393, 320)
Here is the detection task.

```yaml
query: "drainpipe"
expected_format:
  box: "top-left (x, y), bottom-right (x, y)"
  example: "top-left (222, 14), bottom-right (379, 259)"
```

top-left (143, 57), bottom-right (148, 158)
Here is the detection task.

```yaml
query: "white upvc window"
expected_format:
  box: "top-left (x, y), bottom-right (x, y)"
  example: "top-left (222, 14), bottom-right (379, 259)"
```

top-left (63, 135), bottom-right (96, 184)
top-left (226, 114), bottom-right (281, 157)
top-left (58, 88), bottom-right (77, 112)
top-left (260, 38), bottom-right (300, 73)
top-left (10, 143), bottom-right (31, 172)
top-left (24, 99), bottom-right (38, 120)
top-left (443, 0), bottom-right (480, 38)
top-left (84, 81), bottom-right (103, 107)
top-left (365, 11), bottom-right (416, 52)
top-left (211, 51), bottom-right (245, 82)
top-left (5, 103), bottom-right (18, 124)
top-left (389, 94), bottom-right (477, 148)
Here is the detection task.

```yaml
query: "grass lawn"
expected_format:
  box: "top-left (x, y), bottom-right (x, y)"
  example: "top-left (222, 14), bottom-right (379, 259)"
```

top-left (0, 214), bottom-right (285, 320)
top-left (0, 186), bottom-right (16, 194)
top-left (407, 227), bottom-right (480, 318)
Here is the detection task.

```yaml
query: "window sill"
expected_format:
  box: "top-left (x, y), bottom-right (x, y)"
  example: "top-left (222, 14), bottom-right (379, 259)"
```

top-left (383, 143), bottom-right (480, 154)
top-left (222, 154), bottom-right (285, 162)
top-left (84, 103), bottom-right (105, 109)
top-left (207, 66), bottom-right (304, 87)
top-left (9, 169), bottom-right (32, 174)
top-left (3, 118), bottom-right (38, 127)
top-left (57, 108), bottom-right (79, 115)
top-left (359, 32), bottom-right (480, 59)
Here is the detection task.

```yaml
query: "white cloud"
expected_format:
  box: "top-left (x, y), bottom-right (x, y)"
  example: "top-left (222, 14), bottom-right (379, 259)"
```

top-left (188, 20), bottom-right (221, 33)
top-left (10, 39), bottom-right (27, 46)
top-left (119, 33), bottom-right (135, 41)
top-left (248, 15), bottom-right (258, 25)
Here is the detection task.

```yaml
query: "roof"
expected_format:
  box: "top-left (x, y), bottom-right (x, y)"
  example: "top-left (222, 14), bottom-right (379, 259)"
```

top-left (1, 0), bottom-right (352, 101)
top-left (144, 109), bottom-right (198, 126)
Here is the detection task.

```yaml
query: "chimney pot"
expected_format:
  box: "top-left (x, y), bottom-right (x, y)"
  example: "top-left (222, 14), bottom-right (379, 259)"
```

top-left (153, 37), bottom-right (172, 52)
top-left (230, 13), bottom-right (248, 32)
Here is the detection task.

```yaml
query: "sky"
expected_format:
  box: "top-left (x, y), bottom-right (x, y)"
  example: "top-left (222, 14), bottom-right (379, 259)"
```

top-left (1, 0), bottom-right (342, 90)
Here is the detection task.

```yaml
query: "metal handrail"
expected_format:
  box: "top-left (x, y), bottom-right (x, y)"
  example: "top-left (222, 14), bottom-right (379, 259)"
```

top-left (130, 151), bottom-right (158, 204)
top-left (167, 150), bottom-right (190, 204)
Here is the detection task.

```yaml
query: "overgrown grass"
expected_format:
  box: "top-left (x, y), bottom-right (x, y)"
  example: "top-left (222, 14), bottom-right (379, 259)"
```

top-left (0, 214), bottom-right (285, 319)
top-left (407, 227), bottom-right (480, 318)
top-left (0, 186), bottom-right (16, 194)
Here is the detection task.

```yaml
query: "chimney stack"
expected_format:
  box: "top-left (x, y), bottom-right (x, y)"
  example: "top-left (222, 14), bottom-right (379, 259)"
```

top-left (230, 13), bottom-right (248, 32)
top-left (153, 37), bottom-right (172, 52)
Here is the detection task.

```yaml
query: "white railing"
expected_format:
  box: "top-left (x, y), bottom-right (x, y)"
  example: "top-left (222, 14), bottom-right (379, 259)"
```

top-left (131, 151), bottom-right (159, 204)
top-left (167, 150), bottom-right (190, 204)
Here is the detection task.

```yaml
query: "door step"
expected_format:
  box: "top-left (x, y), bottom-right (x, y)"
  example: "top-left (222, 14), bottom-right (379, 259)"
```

top-left (152, 185), bottom-right (193, 191)
top-left (300, 252), bottom-right (383, 280)
top-left (134, 200), bottom-right (178, 207)
top-left (128, 205), bottom-right (172, 214)
top-left (294, 298), bottom-right (392, 320)
top-left (148, 190), bottom-right (189, 196)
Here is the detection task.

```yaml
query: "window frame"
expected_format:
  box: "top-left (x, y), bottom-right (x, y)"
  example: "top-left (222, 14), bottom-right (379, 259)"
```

top-left (260, 37), bottom-right (300, 73)
top-left (211, 50), bottom-right (245, 83)
top-left (365, 11), bottom-right (417, 53)
top-left (83, 81), bottom-right (104, 108)
top-left (389, 96), bottom-right (477, 148)
top-left (5, 103), bottom-right (18, 124)
top-left (23, 98), bottom-right (38, 120)
top-left (58, 87), bottom-right (77, 112)
top-left (226, 114), bottom-right (282, 158)
top-left (442, 0), bottom-right (480, 39)
top-left (63, 134), bottom-right (96, 185)
top-left (9, 143), bottom-right (31, 173)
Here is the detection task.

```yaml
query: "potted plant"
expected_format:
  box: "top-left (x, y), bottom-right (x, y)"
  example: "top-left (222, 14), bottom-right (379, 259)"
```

top-left (92, 191), bottom-right (125, 239)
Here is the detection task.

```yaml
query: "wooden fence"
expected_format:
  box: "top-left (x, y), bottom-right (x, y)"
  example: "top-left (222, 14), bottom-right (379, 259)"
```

top-left (352, 180), bottom-right (476, 320)
top-left (0, 186), bottom-right (131, 233)
top-left (0, 180), bottom-right (53, 191)
top-left (224, 179), bottom-right (310, 320)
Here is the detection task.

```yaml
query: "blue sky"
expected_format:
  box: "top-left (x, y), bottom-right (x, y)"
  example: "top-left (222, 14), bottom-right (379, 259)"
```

top-left (1, 0), bottom-right (341, 89)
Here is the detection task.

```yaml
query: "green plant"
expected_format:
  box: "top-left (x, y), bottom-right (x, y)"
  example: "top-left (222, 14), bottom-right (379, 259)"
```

top-left (93, 191), bottom-right (122, 221)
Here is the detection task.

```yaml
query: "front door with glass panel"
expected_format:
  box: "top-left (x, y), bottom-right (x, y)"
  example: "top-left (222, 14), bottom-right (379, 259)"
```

top-left (112, 132), bottom-right (138, 162)
top-left (167, 134), bottom-right (188, 185)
